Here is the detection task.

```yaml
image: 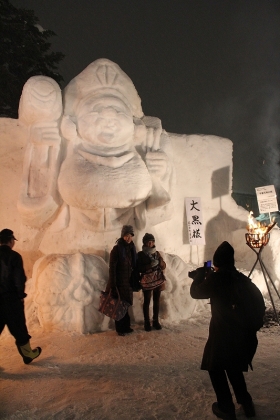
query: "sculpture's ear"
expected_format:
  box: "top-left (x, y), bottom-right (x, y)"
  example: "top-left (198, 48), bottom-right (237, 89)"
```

top-left (61, 115), bottom-right (77, 141)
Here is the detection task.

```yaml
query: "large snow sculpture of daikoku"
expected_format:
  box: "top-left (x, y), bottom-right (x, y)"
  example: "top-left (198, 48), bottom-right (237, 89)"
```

top-left (18, 59), bottom-right (174, 256)
top-left (17, 59), bottom-right (179, 333)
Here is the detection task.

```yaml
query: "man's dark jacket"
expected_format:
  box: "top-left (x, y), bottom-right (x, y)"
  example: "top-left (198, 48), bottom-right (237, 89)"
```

top-left (190, 266), bottom-right (258, 372)
top-left (0, 245), bottom-right (27, 299)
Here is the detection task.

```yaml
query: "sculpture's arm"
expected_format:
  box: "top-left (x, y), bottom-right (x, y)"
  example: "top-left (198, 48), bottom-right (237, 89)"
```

top-left (135, 116), bottom-right (173, 185)
top-left (17, 76), bottom-right (63, 228)
top-left (134, 116), bottom-right (175, 221)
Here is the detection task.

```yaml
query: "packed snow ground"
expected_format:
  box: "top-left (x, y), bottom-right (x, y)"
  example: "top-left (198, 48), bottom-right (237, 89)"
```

top-left (1, 303), bottom-right (280, 420)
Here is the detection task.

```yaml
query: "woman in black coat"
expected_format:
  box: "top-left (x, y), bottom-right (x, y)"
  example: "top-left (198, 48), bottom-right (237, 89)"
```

top-left (107, 225), bottom-right (136, 336)
top-left (190, 241), bottom-right (258, 420)
top-left (137, 233), bottom-right (166, 331)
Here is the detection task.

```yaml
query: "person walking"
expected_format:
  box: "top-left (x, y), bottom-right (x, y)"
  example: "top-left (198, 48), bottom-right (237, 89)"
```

top-left (0, 229), bottom-right (42, 364)
top-left (190, 241), bottom-right (263, 420)
top-left (107, 225), bottom-right (136, 336)
top-left (137, 233), bottom-right (166, 331)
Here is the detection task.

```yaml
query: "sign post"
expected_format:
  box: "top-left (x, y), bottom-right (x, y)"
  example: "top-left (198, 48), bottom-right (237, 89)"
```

top-left (185, 197), bottom-right (205, 245)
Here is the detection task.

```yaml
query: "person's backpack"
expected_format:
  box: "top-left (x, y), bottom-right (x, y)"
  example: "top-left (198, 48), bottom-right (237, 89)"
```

top-left (231, 271), bottom-right (266, 331)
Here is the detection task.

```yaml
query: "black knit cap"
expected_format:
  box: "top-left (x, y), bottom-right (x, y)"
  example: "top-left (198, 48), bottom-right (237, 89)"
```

top-left (121, 225), bottom-right (134, 237)
top-left (0, 229), bottom-right (18, 241)
top-left (142, 233), bottom-right (155, 244)
top-left (213, 241), bottom-right (234, 268)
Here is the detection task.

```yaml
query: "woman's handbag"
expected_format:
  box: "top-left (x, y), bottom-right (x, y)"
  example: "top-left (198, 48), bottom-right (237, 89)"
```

top-left (140, 267), bottom-right (166, 291)
top-left (98, 288), bottom-right (130, 321)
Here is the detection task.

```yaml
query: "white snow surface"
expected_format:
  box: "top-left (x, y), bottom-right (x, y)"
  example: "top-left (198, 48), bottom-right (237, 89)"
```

top-left (1, 310), bottom-right (280, 419)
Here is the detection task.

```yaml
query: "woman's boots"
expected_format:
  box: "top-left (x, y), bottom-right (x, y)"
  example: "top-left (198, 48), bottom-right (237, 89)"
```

top-left (152, 319), bottom-right (162, 330)
top-left (17, 341), bottom-right (42, 364)
top-left (143, 289), bottom-right (162, 331)
top-left (144, 319), bottom-right (152, 331)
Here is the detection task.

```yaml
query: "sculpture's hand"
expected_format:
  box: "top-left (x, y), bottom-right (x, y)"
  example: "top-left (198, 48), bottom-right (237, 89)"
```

top-left (145, 151), bottom-right (168, 179)
top-left (145, 124), bottom-right (162, 152)
top-left (134, 116), bottom-right (162, 153)
top-left (60, 115), bottom-right (77, 141)
top-left (30, 121), bottom-right (61, 146)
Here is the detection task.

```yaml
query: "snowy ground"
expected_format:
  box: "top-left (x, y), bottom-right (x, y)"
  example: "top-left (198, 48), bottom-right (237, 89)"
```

top-left (1, 303), bottom-right (280, 420)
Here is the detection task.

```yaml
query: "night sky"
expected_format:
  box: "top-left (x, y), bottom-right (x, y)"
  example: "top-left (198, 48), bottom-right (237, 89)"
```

top-left (10, 0), bottom-right (280, 197)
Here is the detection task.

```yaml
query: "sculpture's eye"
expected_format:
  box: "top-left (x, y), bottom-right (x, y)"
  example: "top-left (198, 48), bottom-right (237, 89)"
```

top-left (91, 105), bottom-right (104, 113)
top-left (94, 105), bottom-right (126, 115)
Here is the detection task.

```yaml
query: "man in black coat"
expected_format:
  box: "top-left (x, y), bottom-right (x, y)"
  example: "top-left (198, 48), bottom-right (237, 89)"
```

top-left (190, 241), bottom-right (261, 420)
top-left (0, 228), bottom-right (41, 364)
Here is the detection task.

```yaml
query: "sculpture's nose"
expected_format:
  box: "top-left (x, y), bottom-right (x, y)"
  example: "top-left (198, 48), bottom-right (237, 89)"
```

top-left (100, 107), bottom-right (118, 129)
top-left (105, 118), bottom-right (116, 128)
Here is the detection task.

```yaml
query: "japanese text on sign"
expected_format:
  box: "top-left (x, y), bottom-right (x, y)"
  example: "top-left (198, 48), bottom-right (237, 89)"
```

top-left (185, 197), bottom-right (205, 245)
top-left (255, 185), bottom-right (278, 214)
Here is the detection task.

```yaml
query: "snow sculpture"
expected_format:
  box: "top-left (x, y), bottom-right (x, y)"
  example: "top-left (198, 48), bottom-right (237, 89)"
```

top-left (18, 59), bottom-right (174, 256)
top-left (3, 58), bottom-right (277, 333)
top-left (17, 59), bottom-right (178, 333)
top-left (32, 253), bottom-right (109, 334)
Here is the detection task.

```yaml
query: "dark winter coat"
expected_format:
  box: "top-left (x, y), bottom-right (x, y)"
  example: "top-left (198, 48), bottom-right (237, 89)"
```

top-left (107, 238), bottom-right (137, 305)
top-left (0, 245), bottom-right (27, 299)
top-left (190, 266), bottom-right (258, 372)
top-left (136, 250), bottom-right (166, 274)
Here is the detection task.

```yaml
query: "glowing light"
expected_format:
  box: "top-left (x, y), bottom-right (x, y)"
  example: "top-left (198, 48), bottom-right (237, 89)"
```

top-left (247, 211), bottom-right (275, 235)
top-left (246, 211), bottom-right (276, 248)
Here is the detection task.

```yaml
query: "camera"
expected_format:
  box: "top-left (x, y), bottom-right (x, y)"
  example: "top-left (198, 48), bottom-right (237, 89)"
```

top-left (204, 260), bottom-right (212, 271)
top-left (188, 260), bottom-right (212, 279)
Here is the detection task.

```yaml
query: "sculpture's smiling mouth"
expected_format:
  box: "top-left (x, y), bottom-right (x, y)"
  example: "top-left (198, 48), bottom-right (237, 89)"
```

top-left (99, 132), bottom-right (115, 141)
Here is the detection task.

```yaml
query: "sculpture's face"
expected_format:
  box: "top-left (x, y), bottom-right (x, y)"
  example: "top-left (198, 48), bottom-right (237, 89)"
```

top-left (76, 96), bottom-right (134, 148)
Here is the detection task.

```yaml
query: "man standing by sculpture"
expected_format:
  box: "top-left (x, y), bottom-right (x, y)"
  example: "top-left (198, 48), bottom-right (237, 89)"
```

top-left (190, 241), bottom-right (263, 419)
top-left (0, 229), bottom-right (41, 364)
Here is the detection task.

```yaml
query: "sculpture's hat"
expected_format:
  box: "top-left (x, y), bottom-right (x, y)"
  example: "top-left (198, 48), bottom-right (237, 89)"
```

top-left (63, 58), bottom-right (143, 119)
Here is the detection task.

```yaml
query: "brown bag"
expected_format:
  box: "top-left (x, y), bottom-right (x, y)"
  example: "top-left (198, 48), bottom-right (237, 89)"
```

top-left (140, 268), bottom-right (165, 291)
top-left (98, 288), bottom-right (130, 321)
